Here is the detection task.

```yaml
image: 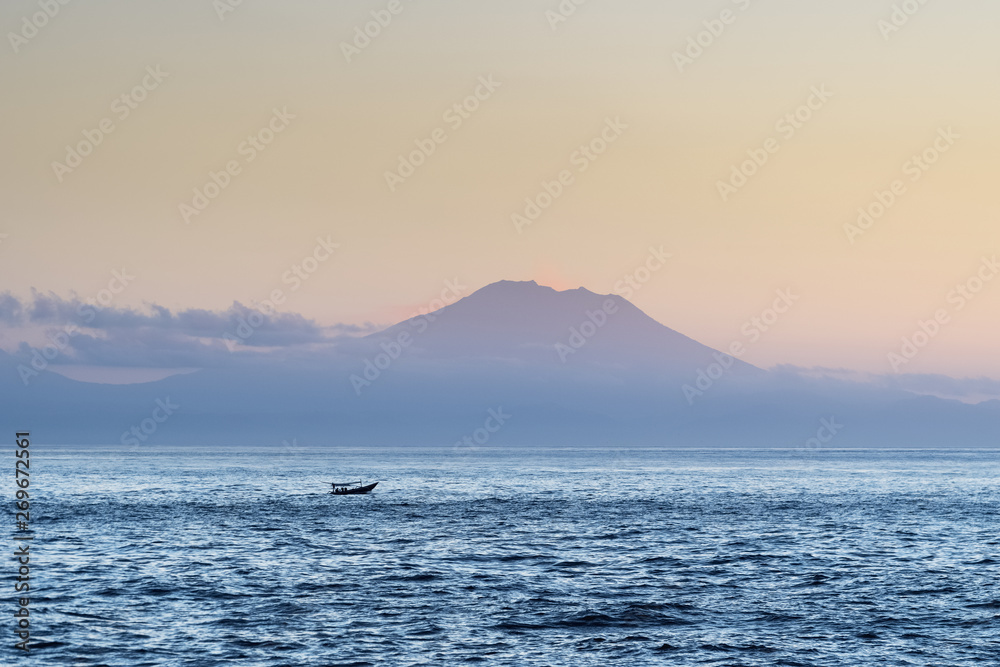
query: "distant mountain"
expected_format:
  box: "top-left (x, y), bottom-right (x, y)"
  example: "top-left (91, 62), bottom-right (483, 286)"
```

top-left (1, 281), bottom-right (998, 448)
top-left (359, 280), bottom-right (760, 374)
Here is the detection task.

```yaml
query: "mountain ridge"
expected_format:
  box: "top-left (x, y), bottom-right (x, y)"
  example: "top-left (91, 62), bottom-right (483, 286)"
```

top-left (1, 280), bottom-right (997, 447)
top-left (362, 279), bottom-right (759, 374)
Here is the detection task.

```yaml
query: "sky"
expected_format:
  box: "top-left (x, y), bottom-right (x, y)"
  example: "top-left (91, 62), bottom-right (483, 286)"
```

top-left (1, 0), bottom-right (998, 378)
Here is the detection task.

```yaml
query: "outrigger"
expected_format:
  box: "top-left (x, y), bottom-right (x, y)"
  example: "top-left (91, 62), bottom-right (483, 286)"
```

top-left (329, 481), bottom-right (378, 495)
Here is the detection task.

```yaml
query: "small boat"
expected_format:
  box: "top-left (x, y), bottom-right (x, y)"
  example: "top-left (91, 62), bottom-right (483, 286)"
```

top-left (330, 481), bottom-right (378, 495)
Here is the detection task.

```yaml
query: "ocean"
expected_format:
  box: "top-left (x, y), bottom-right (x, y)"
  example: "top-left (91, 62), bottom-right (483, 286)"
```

top-left (14, 446), bottom-right (1000, 665)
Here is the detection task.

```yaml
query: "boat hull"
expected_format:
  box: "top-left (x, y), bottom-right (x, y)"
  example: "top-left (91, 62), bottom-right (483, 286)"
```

top-left (330, 482), bottom-right (378, 495)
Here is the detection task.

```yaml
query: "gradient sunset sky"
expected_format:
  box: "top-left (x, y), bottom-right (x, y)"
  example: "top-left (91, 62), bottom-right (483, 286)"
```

top-left (2, 0), bottom-right (998, 377)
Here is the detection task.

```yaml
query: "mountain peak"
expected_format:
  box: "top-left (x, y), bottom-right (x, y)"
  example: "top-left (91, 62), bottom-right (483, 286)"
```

top-left (364, 279), bottom-right (758, 374)
top-left (475, 280), bottom-right (601, 297)
top-left (473, 279), bottom-right (545, 293)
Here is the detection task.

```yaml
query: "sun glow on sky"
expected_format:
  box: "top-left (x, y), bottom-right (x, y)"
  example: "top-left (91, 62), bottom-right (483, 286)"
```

top-left (1, 0), bottom-right (998, 376)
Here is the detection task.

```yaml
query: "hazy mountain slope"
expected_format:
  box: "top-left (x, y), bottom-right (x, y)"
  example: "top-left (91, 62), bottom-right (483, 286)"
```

top-left (1, 282), bottom-right (997, 447)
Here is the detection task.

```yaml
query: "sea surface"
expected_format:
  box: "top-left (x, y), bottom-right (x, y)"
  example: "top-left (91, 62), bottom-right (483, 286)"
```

top-left (12, 446), bottom-right (1000, 666)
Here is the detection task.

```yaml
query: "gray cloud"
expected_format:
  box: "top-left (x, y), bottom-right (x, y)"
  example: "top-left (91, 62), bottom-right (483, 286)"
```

top-left (0, 292), bottom-right (379, 368)
top-left (773, 364), bottom-right (1000, 403)
top-left (0, 293), bottom-right (23, 325)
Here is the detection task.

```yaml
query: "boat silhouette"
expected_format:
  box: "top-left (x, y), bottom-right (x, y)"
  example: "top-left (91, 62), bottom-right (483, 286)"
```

top-left (329, 481), bottom-right (378, 495)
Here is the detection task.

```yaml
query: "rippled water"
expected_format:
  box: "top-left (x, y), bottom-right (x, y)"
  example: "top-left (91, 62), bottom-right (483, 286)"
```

top-left (15, 447), bottom-right (1000, 665)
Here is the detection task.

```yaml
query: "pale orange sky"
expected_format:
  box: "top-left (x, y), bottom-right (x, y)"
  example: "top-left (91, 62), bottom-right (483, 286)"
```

top-left (1, 0), bottom-right (998, 376)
